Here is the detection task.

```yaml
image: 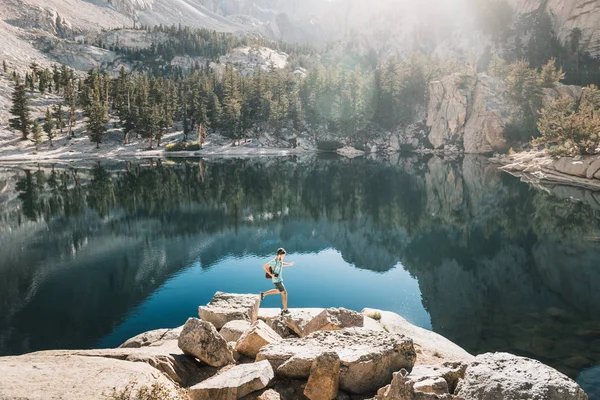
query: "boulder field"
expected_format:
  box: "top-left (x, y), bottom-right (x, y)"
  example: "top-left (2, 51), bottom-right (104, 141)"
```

top-left (0, 292), bottom-right (588, 400)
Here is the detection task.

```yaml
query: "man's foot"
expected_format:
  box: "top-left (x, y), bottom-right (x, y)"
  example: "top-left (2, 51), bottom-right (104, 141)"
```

top-left (281, 309), bottom-right (290, 315)
top-left (260, 292), bottom-right (265, 301)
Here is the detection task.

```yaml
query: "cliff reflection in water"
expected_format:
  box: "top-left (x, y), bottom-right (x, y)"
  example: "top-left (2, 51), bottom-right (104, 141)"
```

top-left (1, 156), bottom-right (600, 384)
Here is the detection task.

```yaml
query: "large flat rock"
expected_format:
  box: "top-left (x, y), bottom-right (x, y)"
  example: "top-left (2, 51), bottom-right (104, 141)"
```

top-left (256, 327), bottom-right (416, 394)
top-left (362, 308), bottom-right (473, 365)
top-left (199, 292), bottom-right (261, 329)
top-left (189, 359), bottom-right (274, 400)
top-left (259, 308), bottom-right (324, 337)
top-left (0, 352), bottom-right (183, 400)
top-left (119, 326), bottom-right (183, 348)
top-left (455, 352), bottom-right (588, 400)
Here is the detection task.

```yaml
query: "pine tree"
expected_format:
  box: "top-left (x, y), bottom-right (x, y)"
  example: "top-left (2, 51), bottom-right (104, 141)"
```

top-left (2, 60), bottom-right (7, 73)
top-left (43, 108), bottom-right (55, 148)
top-left (9, 83), bottom-right (31, 139)
top-left (31, 121), bottom-right (42, 151)
top-left (86, 98), bottom-right (108, 148)
top-left (222, 65), bottom-right (242, 140)
top-left (53, 104), bottom-right (65, 134)
top-left (540, 58), bottom-right (565, 88)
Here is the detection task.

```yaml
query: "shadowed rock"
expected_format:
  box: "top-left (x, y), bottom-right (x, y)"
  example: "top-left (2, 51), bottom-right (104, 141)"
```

top-left (304, 351), bottom-right (340, 400)
top-left (178, 317), bottom-right (235, 367)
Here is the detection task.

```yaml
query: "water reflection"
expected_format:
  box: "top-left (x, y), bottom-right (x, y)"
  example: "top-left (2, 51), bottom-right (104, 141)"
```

top-left (0, 156), bottom-right (599, 395)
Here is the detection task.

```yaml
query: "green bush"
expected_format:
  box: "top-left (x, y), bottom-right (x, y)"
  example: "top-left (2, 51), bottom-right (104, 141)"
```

top-left (317, 140), bottom-right (344, 151)
top-left (165, 142), bottom-right (201, 152)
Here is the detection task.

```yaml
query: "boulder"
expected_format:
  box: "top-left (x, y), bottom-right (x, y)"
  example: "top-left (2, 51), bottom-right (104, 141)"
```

top-left (257, 389), bottom-right (281, 400)
top-left (554, 157), bottom-right (594, 178)
top-left (178, 318), bottom-right (235, 367)
top-left (376, 363), bottom-right (466, 399)
top-left (256, 328), bottom-right (416, 394)
top-left (586, 158), bottom-right (600, 179)
top-left (199, 292), bottom-right (261, 329)
top-left (455, 352), bottom-right (588, 400)
top-left (235, 320), bottom-right (282, 358)
top-left (259, 308), bottom-right (323, 338)
top-left (362, 308), bottom-right (472, 365)
top-left (304, 352), bottom-right (341, 400)
top-left (0, 351), bottom-right (183, 400)
top-left (189, 360), bottom-right (274, 400)
top-left (302, 308), bottom-right (364, 336)
top-left (221, 320), bottom-right (253, 342)
top-left (119, 326), bottom-right (183, 348)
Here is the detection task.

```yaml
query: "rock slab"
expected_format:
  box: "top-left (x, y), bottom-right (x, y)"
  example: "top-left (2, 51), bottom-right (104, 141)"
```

top-left (119, 326), bottom-right (183, 348)
top-left (221, 320), bottom-right (253, 342)
top-left (236, 320), bottom-right (282, 358)
top-left (178, 317), bottom-right (234, 367)
top-left (455, 352), bottom-right (588, 400)
top-left (199, 292), bottom-right (261, 329)
top-left (304, 351), bottom-right (341, 400)
top-left (302, 308), bottom-right (364, 337)
top-left (189, 360), bottom-right (274, 400)
top-left (256, 327), bottom-right (416, 394)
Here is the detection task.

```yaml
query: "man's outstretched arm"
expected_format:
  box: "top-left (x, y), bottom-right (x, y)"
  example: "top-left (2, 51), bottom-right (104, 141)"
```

top-left (283, 261), bottom-right (295, 267)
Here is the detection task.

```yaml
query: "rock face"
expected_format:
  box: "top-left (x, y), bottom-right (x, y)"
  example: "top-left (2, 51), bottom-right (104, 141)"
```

top-left (178, 318), bottom-right (235, 367)
top-left (427, 74), bottom-right (517, 154)
top-left (256, 328), bottom-right (416, 394)
top-left (259, 308), bottom-right (324, 338)
top-left (235, 320), bottom-right (283, 358)
top-left (302, 308), bottom-right (364, 337)
top-left (199, 292), bottom-right (261, 329)
top-left (189, 360), bottom-right (274, 400)
top-left (362, 308), bottom-right (473, 365)
top-left (0, 351), bottom-right (183, 400)
top-left (304, 352), bottom-right (341, 400)
top-left (119, 326), bottom-right (183, 348)
top-left (455, 352), bottom-right (588, 400)
top-left (220, 320), bottom-right (253, 342)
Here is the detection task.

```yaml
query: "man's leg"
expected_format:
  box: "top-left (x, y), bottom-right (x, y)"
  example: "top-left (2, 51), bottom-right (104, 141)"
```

top-left (262, 289), bottom-right (279, 296)
top-left (282, 291), bottom-right (288, 310)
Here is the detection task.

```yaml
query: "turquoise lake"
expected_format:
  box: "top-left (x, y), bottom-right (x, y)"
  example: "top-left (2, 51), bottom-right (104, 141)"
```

top-left (1, 155), bottom-right (599, 397)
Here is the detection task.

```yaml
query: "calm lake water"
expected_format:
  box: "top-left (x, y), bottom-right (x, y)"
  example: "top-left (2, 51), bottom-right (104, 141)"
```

top-left (1, 155), bottom-right (599, 397)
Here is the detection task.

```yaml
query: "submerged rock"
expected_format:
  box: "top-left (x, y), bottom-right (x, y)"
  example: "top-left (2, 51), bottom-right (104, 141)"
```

top-left (256, 327), bottom-right (416, 394)
top-left (178, 317), bottom-right (235, 367)
top-left (189, 360), bottom-right (274, 400)
top-left (199, 292), bottom-right (261, 329)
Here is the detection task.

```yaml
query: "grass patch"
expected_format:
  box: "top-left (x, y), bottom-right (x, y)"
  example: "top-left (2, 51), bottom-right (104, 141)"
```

top-left (365, 311), bottom-right (382, 321)
top-left (107, 381), bottom-right (189, 400)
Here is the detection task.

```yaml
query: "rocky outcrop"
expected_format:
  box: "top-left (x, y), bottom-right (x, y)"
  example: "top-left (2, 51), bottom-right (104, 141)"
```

top-left (178, 317), bottom-right (235, 367)
top-left (455, 352), bottom-right (588, 400)
top-left (0, 351), bottom-right (184, 399)
top-left (298, 308), bottom-right (364, 337)
top-left (376, 363), bottom-right (466, 399)
top-left (426, 74), bottom-right (517, 154)
top-left (362, 308), bottom-right (473, 365)
top-left (119, 326), bottom-right (183, 348)
top-left (235, 320), bottom-right (282, 358)
top-left (199, 292), bottom-right (261, 329)
top-left (189, 359), bottom-right (274, 400)
top-left (256, 328), bottom-right (417, 394)
top-left (304, 352), bottom-right (341, 400)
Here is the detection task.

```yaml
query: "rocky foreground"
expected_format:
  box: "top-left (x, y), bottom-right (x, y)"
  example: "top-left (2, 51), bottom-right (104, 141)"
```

top-left (0, 292), bottom-right (588, 400)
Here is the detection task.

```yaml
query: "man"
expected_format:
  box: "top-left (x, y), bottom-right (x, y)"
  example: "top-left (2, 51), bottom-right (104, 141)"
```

top-left (260, 248), bottom-right (295, 314)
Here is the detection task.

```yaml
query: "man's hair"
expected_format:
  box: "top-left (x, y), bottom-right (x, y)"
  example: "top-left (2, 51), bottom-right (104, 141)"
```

top-left (277, 248), bottom-right (286, 256)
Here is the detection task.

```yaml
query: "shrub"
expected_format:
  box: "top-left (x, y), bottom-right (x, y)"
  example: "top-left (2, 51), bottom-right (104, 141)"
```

top-left (107, 381), bottom-right (189, 400)
top-left (317, 140), bottom-right (344, 152)
top-left (165, 142), bottom-right (201, 152)
top-left (535, 85), bottom-right (600, 156)
top-left (366, 311), bottom-right (382, 321)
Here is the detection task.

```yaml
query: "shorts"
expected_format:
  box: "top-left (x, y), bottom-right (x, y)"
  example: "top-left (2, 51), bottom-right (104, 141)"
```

top-left (274, 282), bottom-right (286, 292)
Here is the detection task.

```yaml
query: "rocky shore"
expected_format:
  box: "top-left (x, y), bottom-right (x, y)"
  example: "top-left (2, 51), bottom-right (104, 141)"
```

top-left (493, 150), bottom-right (600, 192)
top-left (0, 292), bottom-right (588, 400)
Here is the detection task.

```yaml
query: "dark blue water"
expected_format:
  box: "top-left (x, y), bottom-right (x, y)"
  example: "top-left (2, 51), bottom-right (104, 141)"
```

top-left (0, 156), bottom-right (599, 397)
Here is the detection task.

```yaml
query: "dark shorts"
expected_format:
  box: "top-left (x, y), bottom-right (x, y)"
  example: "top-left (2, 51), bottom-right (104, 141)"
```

top-left (274, 282), bottom-right (286, 292)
